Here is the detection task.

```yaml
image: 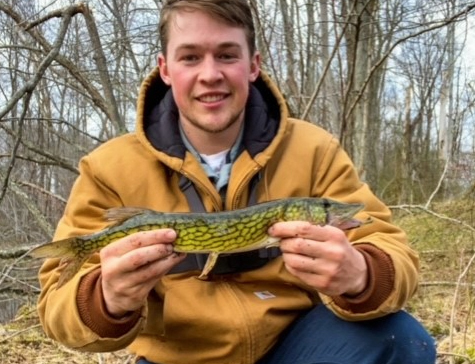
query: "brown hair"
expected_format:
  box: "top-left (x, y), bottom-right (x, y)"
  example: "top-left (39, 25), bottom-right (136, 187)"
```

top-left (159, 0), bottom-right (256, 56)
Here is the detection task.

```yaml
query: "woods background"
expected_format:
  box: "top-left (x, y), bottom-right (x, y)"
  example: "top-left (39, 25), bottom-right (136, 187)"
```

top-left (0, 0), bottom-right (475, 331)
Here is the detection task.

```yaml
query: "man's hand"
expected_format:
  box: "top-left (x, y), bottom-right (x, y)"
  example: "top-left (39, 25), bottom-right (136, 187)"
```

top-left (99, 229), bottom-right (186, 317)
top-left (269, 222), bottom-right (368, 296)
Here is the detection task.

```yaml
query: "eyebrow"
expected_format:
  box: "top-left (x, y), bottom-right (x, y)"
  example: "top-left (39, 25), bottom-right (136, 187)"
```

top-left (175, 41), bottom-right (243, 52)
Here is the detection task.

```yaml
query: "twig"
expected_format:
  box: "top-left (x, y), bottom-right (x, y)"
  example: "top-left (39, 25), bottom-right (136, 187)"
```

top-left (6, 180), bottom-right (54, 236)
top-left (82, 4), bottom-right (126, 134)
top-left (425, 158), bottom-right (450, 209)
top-left (0, 324), bottom-right (42, 344)
top-left (300, 1), bottom-right (353, 121)
top-left (0, 95), bottom-right (27, 205)
top-left (0, 272), bottom-right (40, 293)
top-left (24, 3), bottom-right (85, 30)
top-left (438, 351), bottom-right (474, 362)
top-left (16, 180), bottom-right (67, 204)
top-left (0, 246), bottom-right (32, 260)
top-left (344, 3), bottom-right (475, 122)
top-left (389, 204), bottom-right (475, 233)
top-left (419, 281), bottom-right (475, 289)
top-left (0, 4), bottom-right (77, 121)
top-left (448, 249), bottom-right (475, 364)
top-left (0, 247), bottom-right (33, 287)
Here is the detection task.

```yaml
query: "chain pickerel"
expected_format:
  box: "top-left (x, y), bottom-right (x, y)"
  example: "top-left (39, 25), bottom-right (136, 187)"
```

top-left (30, 197), bottom-right (367, 287)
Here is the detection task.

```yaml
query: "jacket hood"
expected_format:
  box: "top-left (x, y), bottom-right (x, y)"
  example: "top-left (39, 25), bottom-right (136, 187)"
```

top-left (134, 67), bottom-right (289, 161)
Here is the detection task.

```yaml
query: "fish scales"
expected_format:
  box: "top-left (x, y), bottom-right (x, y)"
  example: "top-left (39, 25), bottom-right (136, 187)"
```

top-left (29, 197), bottom-right (367, 287)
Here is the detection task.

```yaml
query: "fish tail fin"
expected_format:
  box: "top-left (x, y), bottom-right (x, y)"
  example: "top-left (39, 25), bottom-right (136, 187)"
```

top-left (29, 237), bottom-right (82, 259)
top-left (30, 237), bottom-right (93, 288)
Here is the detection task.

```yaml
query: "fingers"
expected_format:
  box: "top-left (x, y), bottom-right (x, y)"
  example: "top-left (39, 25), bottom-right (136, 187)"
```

top-left (270, 222), bottom-right (345, 255)
top-left (102, 229), bottom-right (177, 257)
top-left (269, 221), bottom-right (368, 296)
top-left (101, 229), bottom-right (184, 277)
top-left (103, 252), bottom-right (185, 301)
top-left (100, 229), bottom-right (186, 316)
top-left (118, 241), bottom-right (174, 273)
top-left (269, 221), bottom-right (342, 240)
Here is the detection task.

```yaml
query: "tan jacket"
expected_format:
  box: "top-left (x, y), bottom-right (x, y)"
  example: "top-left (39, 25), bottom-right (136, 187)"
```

top-left (37, 68), bottom-right (419, 364)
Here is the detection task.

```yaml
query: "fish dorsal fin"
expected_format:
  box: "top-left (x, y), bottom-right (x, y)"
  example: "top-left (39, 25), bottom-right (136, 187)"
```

top-left (105, 207), bottom-right (160, 225)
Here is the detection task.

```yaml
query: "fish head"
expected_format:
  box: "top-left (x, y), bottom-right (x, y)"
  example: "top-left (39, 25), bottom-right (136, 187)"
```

top-left (323, 199), bottom-right (365, 230)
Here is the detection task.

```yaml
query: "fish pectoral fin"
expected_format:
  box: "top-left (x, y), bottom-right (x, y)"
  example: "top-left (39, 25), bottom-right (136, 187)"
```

top-left (264, 237), bottom-right (281, 248)
top-left (57, 255), bottom-right (91, 288)
top-left (198, 252), bottom-right (219, 279)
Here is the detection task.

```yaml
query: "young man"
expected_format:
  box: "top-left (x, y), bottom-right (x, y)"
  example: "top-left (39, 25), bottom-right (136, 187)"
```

top-left (37, 1), bottom-right (436, 363)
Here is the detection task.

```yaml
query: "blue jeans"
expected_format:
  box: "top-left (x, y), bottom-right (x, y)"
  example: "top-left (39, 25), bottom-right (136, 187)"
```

top-left (137, 304), bottom-right (436, 364)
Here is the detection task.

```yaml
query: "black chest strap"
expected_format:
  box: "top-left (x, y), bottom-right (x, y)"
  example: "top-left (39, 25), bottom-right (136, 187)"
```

top-left (167, 174), bottom-right (281, 275)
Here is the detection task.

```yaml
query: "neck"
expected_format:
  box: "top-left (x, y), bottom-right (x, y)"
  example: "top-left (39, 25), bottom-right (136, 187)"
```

top-left (180, 120), bottom-right (243, 155)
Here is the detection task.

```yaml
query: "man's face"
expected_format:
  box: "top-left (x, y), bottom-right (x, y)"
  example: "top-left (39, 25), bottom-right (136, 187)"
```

top-left (158, 10), bottom-right (260, 137)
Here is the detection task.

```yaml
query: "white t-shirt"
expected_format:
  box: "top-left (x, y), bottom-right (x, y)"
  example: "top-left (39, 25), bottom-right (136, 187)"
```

top-left (200, 149), bottom-right (230, 175)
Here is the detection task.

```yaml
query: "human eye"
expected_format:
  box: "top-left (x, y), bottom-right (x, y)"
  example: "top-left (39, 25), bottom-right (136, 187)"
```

top-left (180, 54), bottom-right (200, 63)
top-left (218, 52), bottom-right (239, 63)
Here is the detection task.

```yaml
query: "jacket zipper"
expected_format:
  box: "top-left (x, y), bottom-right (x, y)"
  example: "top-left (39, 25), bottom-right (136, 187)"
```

top-left (231, 165), bottom-right (261, 210)
top-left (180, 170), bottom-right (222, 211)
top-left (222, 280), bottom-right (254, 364)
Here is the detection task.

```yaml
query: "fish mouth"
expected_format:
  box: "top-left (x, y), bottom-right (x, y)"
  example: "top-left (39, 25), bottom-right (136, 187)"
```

top-left (325, 200), bottom-right (365, 230)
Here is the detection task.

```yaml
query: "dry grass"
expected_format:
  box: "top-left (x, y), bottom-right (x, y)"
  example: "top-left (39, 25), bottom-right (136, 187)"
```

top-left (1, 199), bottom-right (475, 363)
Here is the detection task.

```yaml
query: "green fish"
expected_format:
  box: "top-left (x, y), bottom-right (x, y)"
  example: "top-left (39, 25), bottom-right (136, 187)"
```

top-left (30, 197), bottom-right (367, 287)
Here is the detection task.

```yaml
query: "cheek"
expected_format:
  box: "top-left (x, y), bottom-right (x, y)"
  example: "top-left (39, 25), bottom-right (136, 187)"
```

top-left (169, 74), bottom-right (192, 103)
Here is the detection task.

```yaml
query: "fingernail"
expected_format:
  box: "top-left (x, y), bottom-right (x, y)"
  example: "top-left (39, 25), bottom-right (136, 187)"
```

top-left (165, 229), bottom-right (176, 240)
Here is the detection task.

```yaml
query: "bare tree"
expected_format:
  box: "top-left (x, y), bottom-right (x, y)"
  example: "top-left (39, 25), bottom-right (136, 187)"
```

top-left (0, 0), bottom-right (474, 251)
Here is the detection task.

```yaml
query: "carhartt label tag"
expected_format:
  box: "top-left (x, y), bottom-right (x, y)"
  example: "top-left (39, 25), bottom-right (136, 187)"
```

top-left (254, 291), bottom-right (276, 300)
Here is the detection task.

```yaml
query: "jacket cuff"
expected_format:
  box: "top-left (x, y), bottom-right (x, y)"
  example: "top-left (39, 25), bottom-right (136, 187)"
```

top-left (76, 268), bottom-right (142, 338)
top-left (330, 243), bottom-right (395, 313)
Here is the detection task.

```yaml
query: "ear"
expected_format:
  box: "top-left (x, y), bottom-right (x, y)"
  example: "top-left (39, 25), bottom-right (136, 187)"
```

top-left (158, 53), bottom-right (171, 85)
top-left (249, 51), bottom-right (261, 82)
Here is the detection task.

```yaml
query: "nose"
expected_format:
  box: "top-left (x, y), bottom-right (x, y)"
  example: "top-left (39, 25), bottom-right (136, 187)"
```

top-left (198, 55), bottom-right (223, 83)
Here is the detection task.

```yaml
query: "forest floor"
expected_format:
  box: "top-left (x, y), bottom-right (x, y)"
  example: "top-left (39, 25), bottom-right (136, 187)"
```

top-left (1, 198), bottom-right (475, 364)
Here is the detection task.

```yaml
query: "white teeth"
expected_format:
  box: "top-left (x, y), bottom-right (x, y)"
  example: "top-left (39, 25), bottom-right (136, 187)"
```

top-left (199, 94), bottom-right (225, 103)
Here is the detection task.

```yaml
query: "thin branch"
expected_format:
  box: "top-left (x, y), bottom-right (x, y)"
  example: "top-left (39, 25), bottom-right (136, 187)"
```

top-left (0, 124), bottom-right (79, 173)
top-left (82, 3), bottom-right (126, 134)
top-left (0, 116), bottom-right (105, 144)
top-left (0, 95), bottom-right (27, 205)
top-left (425, 158), bottom-right (450, 209)
top-left (0, 6), bottom-right (79, 204)
top-left (0, 324), bottom-right (42, 344)
top-left (16, 180), bottom-right (68, 204)
top-left (0, 153), bottom-right (74, 169)
top-left (344, 3), bottom-right (475, 121)
top-left (0, 246), bottom-right (32, 260)
top-left (0, 3), bottom-right (110, 120)
top-left (389, 204), bottom-right (475, 234)
top-left (0, 4), bottom-right (77, 120)
top-left (24, 4), bottom-right (85, 30)
top-left (4, 179), bottom-right (55, 236)
top-left (419, 281), bottom-right (475, 289)
top-left (0, 272), bottom-right (40, 294)
top-left (437, 351), bottom-right (474, 362)
top-left (0, 245), bottom-right (35, 289)
top-left (299, 3), bottom-right (353, 121)
top-left (448, 250), bottom-right (475, 363)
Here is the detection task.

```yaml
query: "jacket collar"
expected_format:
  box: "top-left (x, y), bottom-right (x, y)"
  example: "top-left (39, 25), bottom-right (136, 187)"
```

top-left (135, 68), bottom-right (288, 161)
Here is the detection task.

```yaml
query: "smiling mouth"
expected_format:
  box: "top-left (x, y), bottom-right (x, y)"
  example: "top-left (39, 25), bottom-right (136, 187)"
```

top-left (198, 94), bottom-right (227, 103)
